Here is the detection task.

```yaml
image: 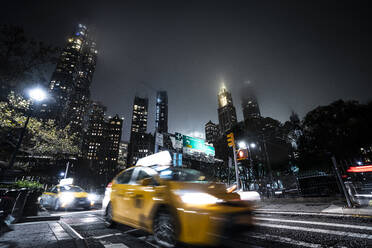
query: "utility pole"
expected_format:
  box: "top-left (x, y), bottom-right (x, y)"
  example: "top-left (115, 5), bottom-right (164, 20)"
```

top-left (64, 162), bottom-right (70, 179)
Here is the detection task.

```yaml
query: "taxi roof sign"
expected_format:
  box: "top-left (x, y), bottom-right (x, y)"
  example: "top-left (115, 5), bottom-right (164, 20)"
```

top-left (136, 151), bottom-right (172, 167)
top-left (59, 178), bottom-right (73, 186)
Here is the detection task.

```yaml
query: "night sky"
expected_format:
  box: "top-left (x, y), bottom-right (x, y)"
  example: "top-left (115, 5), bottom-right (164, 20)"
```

top-left (1, 0), bottom-right (371, 141)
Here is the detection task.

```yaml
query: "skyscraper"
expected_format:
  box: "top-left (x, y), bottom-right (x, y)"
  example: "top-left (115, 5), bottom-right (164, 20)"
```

top-left (217, 85), bottom-right (237, 133)
top-left (83, 102), bottom-right (123, 179)
top-left (129, 96), bottom-right (153, 164)
top-left (44, 24), bottom-right (97, 137)
top-left (155, 91), bottom-right (168, 133)
top-left (241, 95), bottom-right (261, 120)
top-left (84, 101), bottom-right (106, 161)
top-left (241, 83), bottom-right (261, 121)
top-left (130, 96), bottom-right (148, 134)
top-left (205, 120), bottom-right (220, 144)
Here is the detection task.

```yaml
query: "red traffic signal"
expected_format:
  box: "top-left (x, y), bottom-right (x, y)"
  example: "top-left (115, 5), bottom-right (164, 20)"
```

top-left (237, 148), bottom-right (248, 161)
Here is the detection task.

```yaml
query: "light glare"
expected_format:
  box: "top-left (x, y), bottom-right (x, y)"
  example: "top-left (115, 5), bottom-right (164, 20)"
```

top-left (29, 88), bottom-right (47, 102)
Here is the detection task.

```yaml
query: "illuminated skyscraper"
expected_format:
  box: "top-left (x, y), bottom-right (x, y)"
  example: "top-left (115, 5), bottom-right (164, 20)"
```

top-left (129, 96), bottom-right (153, 164)
top-left (83, 102), bottom-right (123, 178)
top-left (217, 85), bottom-right (237, 133)
top-left (44, 24), bottom-right (97, 137)
top-left (155, 91), bottom-right (168, 133)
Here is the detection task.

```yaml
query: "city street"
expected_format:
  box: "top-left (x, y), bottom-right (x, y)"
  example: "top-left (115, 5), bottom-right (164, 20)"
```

top-left (45, 208), bottom-right (372, 248)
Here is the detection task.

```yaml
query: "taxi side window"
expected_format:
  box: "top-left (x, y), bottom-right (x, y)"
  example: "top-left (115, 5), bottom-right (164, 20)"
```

top-left (137, 170), bottom-right (151, 181)
top-left (116, 169), bottom-right (134, 184)
top-left (51, 187), bottom-right (58, 193)
top-left (136, 169), bottom-right (157, 185)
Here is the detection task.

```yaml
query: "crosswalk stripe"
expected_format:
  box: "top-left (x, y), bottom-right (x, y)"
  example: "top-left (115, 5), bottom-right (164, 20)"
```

top-left (256, 222), bottom-right (372, 240)
top-left (254, 217), bottom-right (372, 231)
top-left (246, 232), bottom-right (322, 248)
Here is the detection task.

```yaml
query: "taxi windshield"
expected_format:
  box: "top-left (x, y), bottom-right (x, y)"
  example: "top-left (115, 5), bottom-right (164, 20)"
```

top-left (156, 167), bottom-right (206, 182)
top-left (60, 185), bottom-right (84, 192)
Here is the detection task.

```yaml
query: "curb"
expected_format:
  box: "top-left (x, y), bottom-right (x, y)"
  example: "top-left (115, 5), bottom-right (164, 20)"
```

top-left (18, 215), bottom-right (61, 223)
top-left (59, 220), bottom-right (88, 248)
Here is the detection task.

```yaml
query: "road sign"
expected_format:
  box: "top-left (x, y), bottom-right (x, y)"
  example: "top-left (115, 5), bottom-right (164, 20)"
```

top-left (182, 135), bottom-right (215, 156)
top-left (183, 135), bottom-right (205, 150)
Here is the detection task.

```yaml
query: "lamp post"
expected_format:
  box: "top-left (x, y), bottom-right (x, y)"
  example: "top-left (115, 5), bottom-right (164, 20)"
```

top-left (8, 87), bottom-right (47, 169)
top-left (238, 141), bottom-right (256, 190)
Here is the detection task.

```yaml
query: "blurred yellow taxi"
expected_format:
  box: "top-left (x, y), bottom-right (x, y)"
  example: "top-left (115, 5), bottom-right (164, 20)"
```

top-left (40, 184), bottom-right (96, 211)
top-left (104, 165), bottom-right (254, 247)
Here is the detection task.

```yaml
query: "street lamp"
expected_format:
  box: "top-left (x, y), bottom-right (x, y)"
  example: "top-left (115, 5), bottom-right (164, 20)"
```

top-left (29, 87), bottom-right (47, 102)
top-left (8, 87), bottom-right (48, 169)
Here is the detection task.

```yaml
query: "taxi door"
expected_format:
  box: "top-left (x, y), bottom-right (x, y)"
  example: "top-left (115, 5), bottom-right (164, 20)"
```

top-left (128, 168), bottom-right (160, 229)
top-left (111, 168), bottom-right (136, 224)
top-left (45, 186), bottom-right (58, 206)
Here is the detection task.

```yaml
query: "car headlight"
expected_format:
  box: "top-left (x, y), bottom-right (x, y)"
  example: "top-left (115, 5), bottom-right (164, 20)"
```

top-left (60, 193), bottom-right (74, 204)
top-left (176, 191), bottom-right (222, 205)
top-left (88, 194), bottom-right (97, 201)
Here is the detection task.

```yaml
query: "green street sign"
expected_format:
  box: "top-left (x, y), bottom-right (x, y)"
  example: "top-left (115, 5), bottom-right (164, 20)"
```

top-left (182, 135), bottom-right (215, 156)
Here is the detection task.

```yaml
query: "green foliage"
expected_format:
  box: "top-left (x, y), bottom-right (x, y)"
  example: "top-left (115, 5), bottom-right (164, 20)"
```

top-left (0, 180), bottom-right (43, 190)
top-left (15, 180), bottom-right (43, 189)
top-left (0, 92), bottom-right (80, 160)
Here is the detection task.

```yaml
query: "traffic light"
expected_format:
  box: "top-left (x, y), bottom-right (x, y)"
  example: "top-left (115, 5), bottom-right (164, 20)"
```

top-left (226, 132), bottom-right (235, 147)
top-left (237, 148), bottom-right (249, 161)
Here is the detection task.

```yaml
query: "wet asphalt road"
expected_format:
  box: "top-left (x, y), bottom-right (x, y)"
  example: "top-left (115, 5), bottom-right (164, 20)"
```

top-left (51, 208), bottom-right (372, 248)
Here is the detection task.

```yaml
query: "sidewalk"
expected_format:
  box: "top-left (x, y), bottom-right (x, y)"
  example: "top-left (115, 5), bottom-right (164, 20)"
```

top-left (255, 197), bottom-right (372, 217)
top-left (0, 220), bottom-right (86, 248)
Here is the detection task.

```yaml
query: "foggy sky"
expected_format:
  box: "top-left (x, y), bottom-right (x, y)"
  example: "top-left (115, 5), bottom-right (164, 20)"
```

top-left (1, 0), bottom-right (371, 141)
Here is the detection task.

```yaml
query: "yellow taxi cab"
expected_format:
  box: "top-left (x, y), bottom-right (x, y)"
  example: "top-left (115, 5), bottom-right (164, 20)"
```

top-left (40, 183), bottom-right (96, 211)
top-left (104, 164), bottom-right (254, 247)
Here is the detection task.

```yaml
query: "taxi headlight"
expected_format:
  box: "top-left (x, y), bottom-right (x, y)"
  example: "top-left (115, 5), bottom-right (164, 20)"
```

top-left (88, 193), bottom-right (97, 201)
top-left (60, 193), bottom-right (74, 204)
top-left (176, 191), bottom-right (222, 205)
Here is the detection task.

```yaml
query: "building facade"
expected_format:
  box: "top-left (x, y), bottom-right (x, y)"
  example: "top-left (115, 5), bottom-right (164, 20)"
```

top-left (217, 85), bottom-right (237, 134)
top-left (43, 24), bottom-right (97, 137)
top-left (155, 91), bottom-right (168, 133)
top-left (241, 94), bottom-right (261, 121)
top-left (129, 96), bottom-right (153, 164)
top-left (118, 141), bottom-right (129, 169)
top-left (83, 102), bottom-right (123, 178)
top-left (205, 120), bottom-right (220, 144)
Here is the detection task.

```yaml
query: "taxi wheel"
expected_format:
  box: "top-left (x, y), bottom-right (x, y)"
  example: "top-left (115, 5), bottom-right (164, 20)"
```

top-left (153, 212), bottom-right (177, 248)
top-left (105, 203), bottom-right (116, 228)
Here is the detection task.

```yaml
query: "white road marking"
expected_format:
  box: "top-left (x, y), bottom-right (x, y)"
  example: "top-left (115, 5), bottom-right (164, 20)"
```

top-left (255, 210), bottom-right (355, 218)
top-left (246, 232), bottom-right (322, 248)
top-left (93, 233), bottom-right (123, 239)
top-left (100, 241), bottom-right (129, 248)
top-left (123, 228), bottom-right (139, 233)
top-left (255, 217), bottom-right (372, 231)
top-left (256, 222), bottom-right (372, 240)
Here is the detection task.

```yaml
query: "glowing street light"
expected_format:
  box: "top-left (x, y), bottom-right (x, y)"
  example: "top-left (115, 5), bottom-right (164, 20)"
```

top-left (29, 87), bottom-right (47, 102)
top-left (8, 87), bottom-right (48, 169)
